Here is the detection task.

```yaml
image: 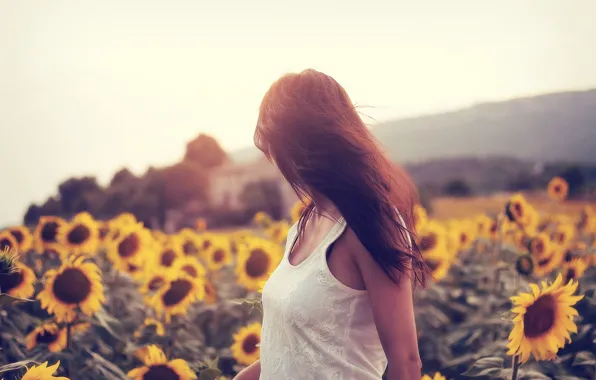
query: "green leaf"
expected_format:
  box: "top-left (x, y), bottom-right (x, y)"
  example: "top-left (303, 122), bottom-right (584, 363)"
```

top-left (462, 356), bottom-right (504, 377)
top-left (0, 293), bottom-right (35, 307)
top-left (519, 370), bottom-right (550, 379)
top-left (86, 349), bottom-right (129, 380)
top-left (199, 368), bottom-right (222, 380)
top-left (92, 307), bottom-right (122, 340)
top-left (572, 351), bottom-right (596, 366)
top-left (0, 359), bottom-right (39, 374)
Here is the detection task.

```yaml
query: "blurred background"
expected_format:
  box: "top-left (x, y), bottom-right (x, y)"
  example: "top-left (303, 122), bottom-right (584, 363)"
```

top-left (2, 0), bottom-right (596, 230)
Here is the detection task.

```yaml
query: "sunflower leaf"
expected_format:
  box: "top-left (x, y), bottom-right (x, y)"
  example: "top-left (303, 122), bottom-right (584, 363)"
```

top-left (85, 349), bottom-right (129, 380)
top-left (572, 351), bottom-right (596, 366)
top-left (0, 359), bottom-right (39, 374)
top-left (461, 356), bottom-right (504, 377)
top-left (0, 293), bottom-right (35, 307)
top-left (199, 367), bottom-right (222, 380)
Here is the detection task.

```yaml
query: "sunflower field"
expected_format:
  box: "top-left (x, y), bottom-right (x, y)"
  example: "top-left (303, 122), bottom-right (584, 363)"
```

top-left (0, 176), bottom-right (595, 380)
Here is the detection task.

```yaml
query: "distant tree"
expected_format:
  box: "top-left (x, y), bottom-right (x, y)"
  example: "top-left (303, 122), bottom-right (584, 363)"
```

top-left (559, 166), bottom-right (587, 199)
top-left (110, 168), bottom-right (137, 187)
top-left (184, 134), bottom-right (228, 169)
top-left (58, 176), bottom-right (103, 216)
top-left (506, 171), bottom-right (539, 192)
top-left (443, 179), bottom-right (473, 197)
top-left (239, 180), bottom-right (283, 220)
top-left (39, 196), bottom-right (62, 217)
top-left (161, 162), bottom-right (209, 210)
top-left (23, 204), bottom-right (42, 225)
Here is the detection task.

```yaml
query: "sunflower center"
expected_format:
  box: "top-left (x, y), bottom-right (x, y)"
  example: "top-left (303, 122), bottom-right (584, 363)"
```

top-left (41, 222), bottom-right (59, 243)
top-left (128, 263), bottom-right (140, 273)
top-left (67, 224), bottom-right (91, 245)
top-left (460, 233), bottom-right (468, 244)
top-left (118, 233), bottom-right (140, 258)
top-left (36, 330), bottom-right (59, 344)
top-left (161, 250), bottom-right (177, 266)
top-left (52, 268), bottom-right (92, 304)
top-left (182, 265), bottom-right (198, 277)
top-left (245, 249), bottom-right (270, 278)
top-left (162, 279), bottom-right (192, 307)
top-left (0, 237), bottom-right (14, 251)
top-left (419, 235), bottom-right (437, 252)
top-left (554, 185), bottom-right (561, 193)
top-left (212, 249), bottom-right (224, 263)
top-left (203, 239), bottom-right (212, 250)
top-left (0, 271), bottom-right (23, 293)
top-left (513, 202), bottom-right (523, 217)
top-left (523, 294), bottom-right (556, 338)
top-left (10, 230), bottom-right (24, 243)
top-left (516, 257), bottom-right (533, 275)
top-left (148, 277), bottom-right (165, 292)
top-left (142, 364), bottom-right (180, 380)
top-left (532, 240), bottom-right (545, 255)
top-left (242, 333), bottom-right (259, 354)
top-left (183, 241), bottom-right (198, 256)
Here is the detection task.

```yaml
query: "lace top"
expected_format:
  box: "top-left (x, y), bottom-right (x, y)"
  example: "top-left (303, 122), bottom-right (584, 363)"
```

top-left (259, 217), bottom-right (387, 380)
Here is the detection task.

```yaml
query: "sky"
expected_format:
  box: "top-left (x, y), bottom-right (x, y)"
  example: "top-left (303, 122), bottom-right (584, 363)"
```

top-left (1, 0), bottom-right (596, 226)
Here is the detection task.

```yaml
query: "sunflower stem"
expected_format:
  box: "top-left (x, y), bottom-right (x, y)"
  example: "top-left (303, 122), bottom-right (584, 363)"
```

top-left (510, 354), bottom-right (520, 380)
top-left (66, 321), bottom-right (74, 376)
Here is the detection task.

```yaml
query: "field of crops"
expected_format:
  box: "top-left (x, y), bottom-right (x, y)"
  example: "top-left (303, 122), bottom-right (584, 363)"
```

top-left (0, 177), bottom-right (595, 380)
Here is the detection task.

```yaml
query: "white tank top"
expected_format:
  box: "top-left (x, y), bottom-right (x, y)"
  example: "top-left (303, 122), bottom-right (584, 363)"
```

top-left (259, 217), bottom-right (388, 380)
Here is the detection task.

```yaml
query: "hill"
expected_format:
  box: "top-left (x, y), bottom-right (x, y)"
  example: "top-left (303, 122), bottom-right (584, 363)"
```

top-left (231, 89), bottom-right (596, 164)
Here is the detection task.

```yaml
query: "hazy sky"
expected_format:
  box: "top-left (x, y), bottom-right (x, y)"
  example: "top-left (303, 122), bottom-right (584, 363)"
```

top-left (1, 0), bottom-right (596, 226)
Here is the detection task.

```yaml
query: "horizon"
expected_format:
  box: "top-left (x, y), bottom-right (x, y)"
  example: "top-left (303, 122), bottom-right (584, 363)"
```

top-left (2, 0), bottom-right (596, 226)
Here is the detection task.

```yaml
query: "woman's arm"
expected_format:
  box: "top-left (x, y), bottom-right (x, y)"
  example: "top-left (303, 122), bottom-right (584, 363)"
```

top-left (233, 360), bottom-right (260, 380)
top-left (346, 231), bottom-right (422, 380)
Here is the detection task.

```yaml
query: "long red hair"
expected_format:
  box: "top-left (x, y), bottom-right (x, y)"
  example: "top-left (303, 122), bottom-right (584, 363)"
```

top-left (254, 69), bottom-right (428, 287)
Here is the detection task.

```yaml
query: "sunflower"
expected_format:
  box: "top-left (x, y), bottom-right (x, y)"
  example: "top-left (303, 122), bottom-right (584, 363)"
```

top-left (231, 322), bottom-right (261, 366)
top-left (527, 233), bottom-right (551, 258)
top-left (265, 220), bottom-right (290, 244)
top-left (507, 274), bottom-right (583, 363)
top-left (177, 229), bottom-right (202, 257)
top-left (551, 223), bottom-right (575, 247)
top-left (37, 256), bottom-right (104, 323)
top-left (547, 176), bottom-right (569, 202)
top-left (563, 242), bottom-right (586, 263)
top-left (0, 230), bottom-right (18, 253)
top-left (26, 322), bottom-right (67, 352)
top-left (505, 194), bottom-right (529, 224)
top-left (0, 246), bottom-right (19, 275)
top-left (128, 345), bottom-right (196, 380)
top-left (34, 216), bottom-right (66, 253)
top-left (196, 232), bottom-right (219, 257)
top-left (140, 269), bottom-right (172, 296)
top-left (134, 318), bottom-right (166, 338)
top-left (57, 212), bottom-right (100, 255)
top-left (107, 223), bottom-right (155, 272)
top-left (172, 256), bottom-right (206, 279)
top-left (561, 258), bottom-right (588, 284)
top-left (253, 211), bottom-right (272, 228)
top-left (515, 255), bottom-right (534, 276)
top-left (235, 239), bottom-right (282, 291)
top-left (417, 221), bottom-right (449, 257)
top-left (577, 206), bottom-right (596, 234)
top-left (6, 225), bottom-right (33, 253)
top-left (147, 275), bottom-right (204, 323)
top-left (21, 361), bottom-right (69, 380)
top-left (203, 278), bottom-right (218, 305)
top-left (534, 247), bottom-right (564, 277)
top-left (204, 240), bottom-right (233, 272)
top-left (156, 240), bottom-right (184, 269)
top-left (421, 373), bottom-right (446, 380)
top-left (424, 251), bottom-right (451, 282)
top-left (0, 262), bottom-right (36, 299)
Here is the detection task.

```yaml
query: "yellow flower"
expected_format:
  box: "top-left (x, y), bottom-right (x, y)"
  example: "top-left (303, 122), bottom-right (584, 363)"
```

top-left (57, 212), bottom-right (100, 255)
top-left (156, 239), bottom-right (184, 269)
top-left (33, 216), bottom-right (67, 253)
top-left (0, 230), bottom-right (18, 253)
top-left (177, 229), bottom-right (202, 257)
top-left (421, 373), bottom-right (446, 380)
top-left (253, 211), bottom-right (273, 228)
top-left (235, 239), bottom-right (282, 292)
top-left (196, 217), bottom-right (207, 232)
top-left (424, 251), bottom-right (451, 282)
top-left (147, 275), bottom-right (204, 323)
top-left (551, 223), bottom-right (575, 247)
top-left (21, 361), bottom-right (69, 380)
top-left (417, 221), bottom-right (448, 257)
top-left (37, 256), bottom-right (105, 323)
top-left (527, 233), bottom-right (551, 259)
top-left (107, 223), bottom-right (156, 272)
top-left (534, 248), bottom-right (564, 277)
top-left (139, 269), bottom-right (172, 297)
top-left (204, 239), bottom-right (233, 272)
top-left (172, 256), bottom-right (207, 279)
top-left (515, 255), bottom-right (534, 276)
top-left (0, 262), bottom-right (36, 299)
top-left (134, 318), bottom-right (166, 338)
top-left (507, 274), bottom-right (583, 363)
top-left (577, 206), bottom-right (596, 234)
top-left (547, 176), bottom-right (569, 202)
top-left (26, 322), bottom-right (67, 352)
top-left (265, 220), bottom-right (290, 244)
top-left (128, 345), bottom-right (197, 380)
top-left (5, 225), bottom-right (33, 253)
top-left (231, 322), bottom-right (261, 366)
top-left (561, 258), bottom-right (588, 284)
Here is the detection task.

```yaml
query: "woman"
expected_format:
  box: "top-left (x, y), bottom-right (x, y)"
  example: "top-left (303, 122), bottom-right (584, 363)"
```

top-left (235, 69), bottom-right (428, 380)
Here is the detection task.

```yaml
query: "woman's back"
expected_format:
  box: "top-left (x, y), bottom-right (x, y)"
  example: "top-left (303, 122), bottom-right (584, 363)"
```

top-left (260, 215), bottom-right (387, 380)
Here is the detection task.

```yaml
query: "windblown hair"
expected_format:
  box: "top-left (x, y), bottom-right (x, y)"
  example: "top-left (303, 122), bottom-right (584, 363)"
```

top-left (254, 69), bottom-right (429, 287)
